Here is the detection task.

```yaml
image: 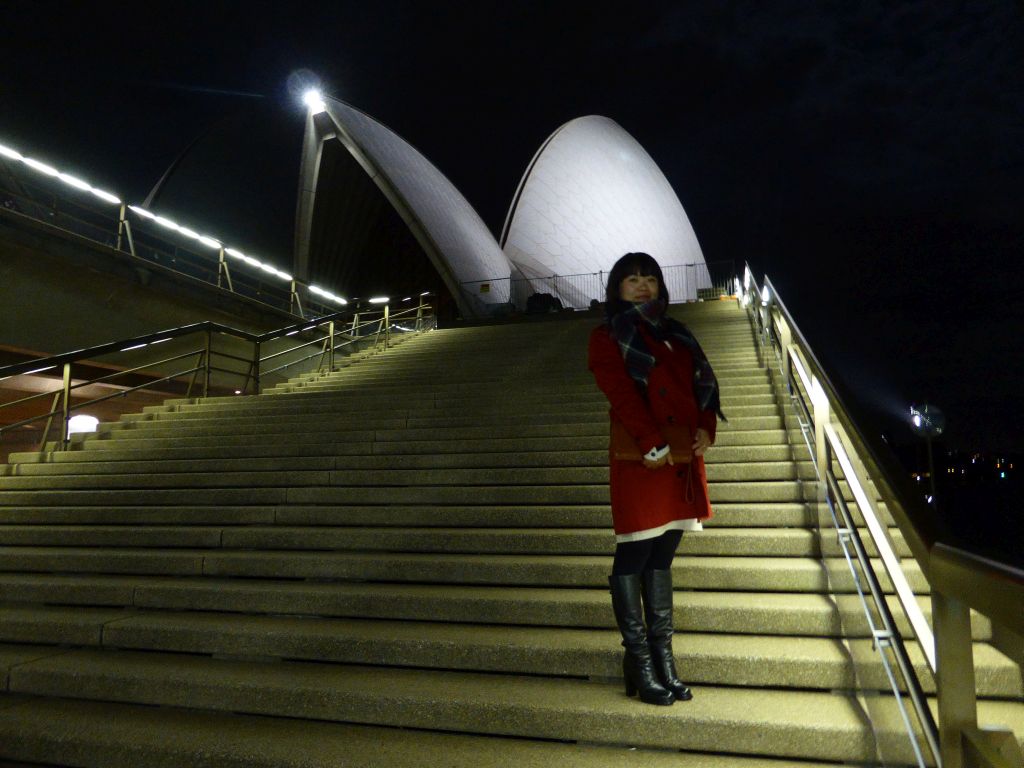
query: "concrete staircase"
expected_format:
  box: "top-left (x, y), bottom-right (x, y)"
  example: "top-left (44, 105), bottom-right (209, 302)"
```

top-left (0, 300), bottom-right (1019, 767)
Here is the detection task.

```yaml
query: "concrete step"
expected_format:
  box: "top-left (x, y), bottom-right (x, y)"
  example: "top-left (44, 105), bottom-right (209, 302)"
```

top-left (93, 411), bottom-right (782, 438)
top-left (0, 527), bottom-right (824, 557)
top-left (72, 428), bottom-right (790, 456)
top-left (14, 646), bottom-right (1018, 764)
top-left (81, 421), bottom-right (782, 444)
top-left (11, 437), bottom-right (809, 466)
top-left (0, 544), bottom-right (924, 592)
top-left (124, 401), bottom-right (778, 427)
top-left (0, 479), bottom-right (812, 507)
top-left (0, 462), bottom-right (817, 490)
top-left (4, 445), bottom-right (803, 473)
top-left (1, 608), bottom-right (1014, 696)
top-left (0, 501), bottom-right (811, 528)
top-left (0, 696), bottom-right (851, 768)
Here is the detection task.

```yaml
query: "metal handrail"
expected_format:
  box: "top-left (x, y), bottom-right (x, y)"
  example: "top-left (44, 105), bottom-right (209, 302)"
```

top-left (741, 264), bottom-right (1023, 768)
top-left (0, 298), bottom-right (435, 451)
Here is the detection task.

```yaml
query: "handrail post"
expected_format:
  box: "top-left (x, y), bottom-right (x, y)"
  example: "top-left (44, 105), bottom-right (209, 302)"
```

top-left (810, 373), bottom-right (831, 509)
top-left (59, 362), bottom-right (72, 451)
top-left (777, 313), bottom-right (793, 390)
top-left (384, 304), bottom-right (390, 349)
top-left (252, 341), bottom-right (261, 395)
top-left (415, 297), bottom-right (424, 331)
top-left (328, 321), bottom-right (335, 371)
top-left (203, 328), bottom-right (212, 398)
top-left (933, 590), bottom-right (977, 768)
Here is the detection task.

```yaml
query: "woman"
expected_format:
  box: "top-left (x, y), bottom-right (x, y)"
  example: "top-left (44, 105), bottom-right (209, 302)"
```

top-left (588, 252), bottom-right (725, 706)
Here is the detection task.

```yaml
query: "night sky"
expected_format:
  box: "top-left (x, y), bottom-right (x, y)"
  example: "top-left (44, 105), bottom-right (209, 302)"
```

top-left (2, 1), bottom-right (1023, 452)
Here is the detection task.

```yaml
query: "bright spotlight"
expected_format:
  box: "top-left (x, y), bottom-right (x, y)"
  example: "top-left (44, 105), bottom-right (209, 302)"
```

top-left (303, 89), bottom-right (326, 114)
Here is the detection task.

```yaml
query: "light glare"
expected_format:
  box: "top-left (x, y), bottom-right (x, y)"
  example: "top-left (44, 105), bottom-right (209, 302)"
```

top-left (90, 188), bottom-right (121, 205)
top-left (0, 144), bottom-right (23, 160)
top-left (58, 172), bottom-right (91, 191)
top-left (369, 296), bottom-right (389, 304)
top-left (303, 89), bottom-right (327, 114)
top-left (23, 157), bottom-right (59, 176)
top-left (129, 205), bottom-right (155, 219)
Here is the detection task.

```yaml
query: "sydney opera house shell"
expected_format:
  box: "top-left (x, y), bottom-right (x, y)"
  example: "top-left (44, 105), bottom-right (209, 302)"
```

top-left (294, 96), bottom-right (709, 318)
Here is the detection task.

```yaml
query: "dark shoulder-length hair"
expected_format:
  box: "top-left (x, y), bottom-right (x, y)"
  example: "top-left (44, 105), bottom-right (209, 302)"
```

top-left (604, 252), bottom-right (669, 320)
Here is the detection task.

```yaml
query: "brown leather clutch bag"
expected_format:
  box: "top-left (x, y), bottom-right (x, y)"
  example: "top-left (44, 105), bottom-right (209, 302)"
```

top-left (610, 420), bottom-right (693, 463)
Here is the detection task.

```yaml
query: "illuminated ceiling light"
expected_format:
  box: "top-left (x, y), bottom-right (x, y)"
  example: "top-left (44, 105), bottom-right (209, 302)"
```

top-left (22, 157), bottom-right (59, 176)
top-left (177, 226), bottom-right (201, 240)
top-left (151, 338), bottom-right (172, 345)
top-left (275, 270), bottom-right (293, 281)
top-left (197, 236), bottom-right (221, 249)
top-left (153, 216), bottom-right (180, 232)
top-left (129, 205), bottom-right (155, 219)
top-left (369, 296), bottom-right (389, 304)
top-left (57, 172), bottom-right (91, 191)
top-left (402, 296), bottom-right (411, 302)
top-left (23, 365), bottom-right (56, 375)
top-left (243, 256), bottom-right (261, 267)
top-left (760, 285), bottom-right (770, 303)
top-left (89, 188), bottom-right (121, 205)
top-left (309, 285), bottom-right (326, 296)
top-left (120, 343), bottom-right (147, 352)
top-left (259, 263), bottom-right (277, 274)
top-left (0, 143), bottom-right (23, 160)
top-left (334, 296), bottom-right (348, 305)
top-left (225, 248), bottom-right (246, 259)
top-left (420, 291), bottom-right (430, 296)
top-left (302, 89), bottom-right (327, 115)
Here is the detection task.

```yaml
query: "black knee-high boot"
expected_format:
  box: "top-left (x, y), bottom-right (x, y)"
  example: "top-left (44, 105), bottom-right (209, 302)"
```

top-left (641, 568), bottom-right (693, 701)
top-left (608, 574), bottom-right (674, 705)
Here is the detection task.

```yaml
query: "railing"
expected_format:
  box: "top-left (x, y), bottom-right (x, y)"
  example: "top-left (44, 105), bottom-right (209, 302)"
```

top-left (742, 265), bottom-right (1023, 768)
top-left (0, 158), bottom-right (348, 319)
top-left (0, 298), bottom-right (434, 454)
top-left (460, 260), bottom-right (736, 311)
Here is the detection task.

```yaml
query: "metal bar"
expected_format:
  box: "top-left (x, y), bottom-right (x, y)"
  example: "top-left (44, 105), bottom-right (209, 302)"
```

top-left (58, 366), bottom-right (203, 412)
top-left (261, 349), bottom-right (326, 377)
top-left (252, 342), bottom-right (261, 395)
top-left (59, 362), bottom-right (72, 451)
top-left (203, 328), bottom-right (212, 398)
top-left (328, 321), bottom-right (335, 371)
top-left (36, 390), bottom-right (62, 451)
top-left (185, 351), bottom-right (204, 399)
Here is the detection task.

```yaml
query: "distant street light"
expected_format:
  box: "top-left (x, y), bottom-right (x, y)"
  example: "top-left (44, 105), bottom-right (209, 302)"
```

top-left (909, 404), bottom-right (945, 504)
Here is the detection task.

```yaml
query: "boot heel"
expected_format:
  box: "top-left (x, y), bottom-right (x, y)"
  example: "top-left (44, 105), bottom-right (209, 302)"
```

top-left (623, 660), bottom-right (637, 697)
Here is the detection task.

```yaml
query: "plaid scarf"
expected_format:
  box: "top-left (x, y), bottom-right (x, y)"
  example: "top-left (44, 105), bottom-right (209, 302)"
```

top-left (608, 299), bottom-right (726, 421)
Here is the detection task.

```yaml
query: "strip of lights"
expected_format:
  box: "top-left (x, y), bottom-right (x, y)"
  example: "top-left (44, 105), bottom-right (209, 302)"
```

top-left (0, 137), bottom-right (343, 295)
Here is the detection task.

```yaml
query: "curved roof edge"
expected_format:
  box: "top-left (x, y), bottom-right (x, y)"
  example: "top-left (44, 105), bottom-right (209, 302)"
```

top-left (501, 115), bottom-right (705, 308)
top-left (294, 97), bottom-right (511, 317)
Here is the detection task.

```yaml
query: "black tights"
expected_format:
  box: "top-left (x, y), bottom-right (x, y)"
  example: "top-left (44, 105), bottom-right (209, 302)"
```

top-left (611, 530), bottom-right (683, 575)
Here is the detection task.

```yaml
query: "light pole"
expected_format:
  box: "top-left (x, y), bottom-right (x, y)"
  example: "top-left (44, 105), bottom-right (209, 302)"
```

top-left (909, 404), bottom-right (945, 505)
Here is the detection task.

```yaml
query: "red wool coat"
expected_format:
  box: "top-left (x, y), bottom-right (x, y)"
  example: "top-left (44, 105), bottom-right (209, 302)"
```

top-left (588, 324), bottom-right (717, 542)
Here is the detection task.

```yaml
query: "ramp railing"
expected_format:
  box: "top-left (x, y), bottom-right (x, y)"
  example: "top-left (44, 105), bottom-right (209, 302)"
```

top-left (742, 265), bottom-right (1023, 768)
top-left (0, 298), bottom-right (434, 454)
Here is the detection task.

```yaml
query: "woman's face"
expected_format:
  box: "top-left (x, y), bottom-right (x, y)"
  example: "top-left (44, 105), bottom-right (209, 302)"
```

top-left (619, 272), bottom-right (659, 304)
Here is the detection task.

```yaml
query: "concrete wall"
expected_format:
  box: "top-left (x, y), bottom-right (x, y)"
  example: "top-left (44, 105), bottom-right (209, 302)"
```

top-left (0, 208), bottom-right (298, 355)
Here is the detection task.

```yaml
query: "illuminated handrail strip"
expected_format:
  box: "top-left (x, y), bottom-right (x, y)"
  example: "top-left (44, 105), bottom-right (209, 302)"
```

top-left (825, 421), bottom-right (937, 670)
top-left (0, 137), bottom-right (348, 309)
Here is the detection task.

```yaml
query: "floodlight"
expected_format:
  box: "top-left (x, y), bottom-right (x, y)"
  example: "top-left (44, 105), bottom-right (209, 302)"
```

top-left (303, 89), bottom-right (326, 114)
top-left (909, 404), bottom-right (944, 438)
